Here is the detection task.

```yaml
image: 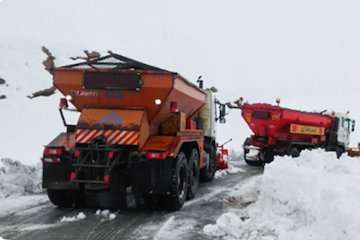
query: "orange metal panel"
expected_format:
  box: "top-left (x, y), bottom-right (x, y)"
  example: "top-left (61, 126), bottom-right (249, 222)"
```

top-left (142, 132), bottom-right (205, 168)
top-left (54, 69), bottom-right (174, 121)
top-left (139, 111), bottom-right (150, 148)
top-left (142, 136), bottom-right (179, 152)
top-left (46, 132), bottom-right (75, 150)
top-left (150, 76), bottom-right (206, 134)
top-left (54, 68), bottom-right (206, 137)
top-left (78, 109), bottom-right (144, 130)
top-left (290, 124), bottom-right (325, 136)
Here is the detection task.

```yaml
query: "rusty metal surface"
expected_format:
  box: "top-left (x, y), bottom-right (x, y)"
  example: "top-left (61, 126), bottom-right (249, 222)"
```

top-left (46, 132), bottom-right (75, 150)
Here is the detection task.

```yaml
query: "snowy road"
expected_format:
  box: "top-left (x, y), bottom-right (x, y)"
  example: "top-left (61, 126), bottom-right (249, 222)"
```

top-left (0, 162), bottom-right (262, 240)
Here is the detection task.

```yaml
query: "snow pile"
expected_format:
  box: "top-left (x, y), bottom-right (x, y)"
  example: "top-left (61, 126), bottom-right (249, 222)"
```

top-left (215, 164), bottom-right (244, 179)
top-left (229, 149), bottom-right (244, 162)
top-left (204, 150), bottom-right (360, 240)
top-left (0, 38), bottom-right (72, 164)
top-left (0, 158), bottom-right (42, 198)
top-left (60, 212), bottom-right (86, 223)
top-left (0, 195), bottom-right (48, 218)
top-left (95, 209), bottom-right (117, 221)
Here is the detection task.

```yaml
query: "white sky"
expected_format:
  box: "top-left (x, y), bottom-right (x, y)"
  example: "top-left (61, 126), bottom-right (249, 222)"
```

top-left (1, 0), bottom-right (360, 162)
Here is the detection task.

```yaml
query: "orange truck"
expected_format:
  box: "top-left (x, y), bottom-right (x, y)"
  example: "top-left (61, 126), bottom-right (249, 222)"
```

top-left (42, 53), bottom-right (226, 210)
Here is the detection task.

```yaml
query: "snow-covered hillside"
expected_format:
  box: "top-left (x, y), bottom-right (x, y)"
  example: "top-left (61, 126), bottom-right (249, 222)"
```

top-left (2, 0), bottom-right (360, 164)
top-left (204, 150), bottom-right (360, 240)
top-left (0, 40), bottom-right (67, 164)
top-left (0, 158), bottom-right (42, 198)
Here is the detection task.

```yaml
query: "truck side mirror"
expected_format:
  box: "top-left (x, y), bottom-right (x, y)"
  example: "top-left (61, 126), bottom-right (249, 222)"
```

top-left (219, 104), bottom-right (226, 124)
top-left (352, 120), bottom-right (356, 132)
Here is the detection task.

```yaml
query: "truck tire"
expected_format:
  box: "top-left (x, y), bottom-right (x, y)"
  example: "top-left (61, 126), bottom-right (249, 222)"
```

top-left (200, 144), bottom-right (216, 182)
top-left (261, 149), bottom-right (274, 163)
top-left (290, 147), bottom-right (300, 158)
top-left (336, 146), bottom-right (344, 159)
top-left (164, 151), bottom-right (188, 211)
top-left (187, 149), bottom-right (200, 200)
top-left (109, 168), bottom-right (127, 210)
top-left (243, 138), bottom-right (251, 151)
top-left (243, 137), bottom-right (265, 166)
top-left (47, 189), bottom-right (74, 208)
top-left (244, 160), bottom-right (265, 167)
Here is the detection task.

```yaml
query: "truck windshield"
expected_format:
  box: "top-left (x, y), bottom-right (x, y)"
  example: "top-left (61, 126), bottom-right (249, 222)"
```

top-left (343, 118), bottom-right (350, 130)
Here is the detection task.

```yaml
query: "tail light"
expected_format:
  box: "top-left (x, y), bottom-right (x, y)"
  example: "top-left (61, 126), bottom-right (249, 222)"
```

top-left (103, 174), bottom-right (110, 184)
top-left (43, 148), bottom-right (63, 164)
top-left (69, 171), bottom-right (77, 181)
top-left (74, 149), bottom-right (81, 158)
top-left (107, 151), bottom-right (115, 159)
top-left (146, 151), bottom-right (169, 160)
top-left (170, 101), bottom-right (178, 113)
top-left (43, 148), bottom-right (63, 156)
top-left (59, 98), bottom-right (68, 109)
top-left (42, 157), bottom-right (60, 163)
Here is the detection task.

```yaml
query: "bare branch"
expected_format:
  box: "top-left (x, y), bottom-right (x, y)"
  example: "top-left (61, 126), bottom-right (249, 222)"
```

top-left (27, 86), bottom-right (56, 99)
top-left (70, 50), bottom-right (100, 61)
top-left (41, 46), bottom-right (56, 75)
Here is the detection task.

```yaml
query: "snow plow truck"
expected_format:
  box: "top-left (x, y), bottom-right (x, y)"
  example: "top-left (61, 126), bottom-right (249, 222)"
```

top-left (227, 98), bottom-right (355, 166)
top-left (42, 53), bottom-right (226, 210)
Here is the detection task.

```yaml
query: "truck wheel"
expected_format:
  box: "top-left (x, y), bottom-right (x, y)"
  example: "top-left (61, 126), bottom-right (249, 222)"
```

top-left (200, 144), bottom-right (216, 182)
top-left (243, 138), bottom-right (251, 152)
top-left (290, 147), bottom-right (300, 158)
top-left (244, 160), bottom-right (265, 167)
top-left (336, 146), bottom-right (344, 159)
top-left (243, 137), bottom-right (265, 166)
top-left (165, 151), bottom-right (188, 211)
top-left (47, 190), bottom-right (74, 208)
top-left (187, 149), bottom-right (200, 200)
top-left (109, 168), bottom-right (127, 210)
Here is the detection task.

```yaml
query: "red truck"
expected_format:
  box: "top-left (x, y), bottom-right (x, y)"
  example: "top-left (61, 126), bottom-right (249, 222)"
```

top-left (227, 98), bottom-right (355, 166)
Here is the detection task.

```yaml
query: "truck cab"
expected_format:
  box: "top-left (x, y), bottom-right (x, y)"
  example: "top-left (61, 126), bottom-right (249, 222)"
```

top-left (334, 113), bottom-right (355, 150)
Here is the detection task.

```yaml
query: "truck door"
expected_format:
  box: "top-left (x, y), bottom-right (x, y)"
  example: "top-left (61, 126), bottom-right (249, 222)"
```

top-left (337, 117), bottom-right (350, 148)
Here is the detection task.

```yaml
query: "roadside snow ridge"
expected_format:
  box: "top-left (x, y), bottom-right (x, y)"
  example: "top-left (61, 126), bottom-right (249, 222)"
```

top-left (204, 150), bottom-right (360, 240)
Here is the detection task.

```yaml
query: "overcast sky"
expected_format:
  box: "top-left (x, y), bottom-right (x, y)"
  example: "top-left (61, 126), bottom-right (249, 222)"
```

top-left (1, 0), bottom-right (360, 161)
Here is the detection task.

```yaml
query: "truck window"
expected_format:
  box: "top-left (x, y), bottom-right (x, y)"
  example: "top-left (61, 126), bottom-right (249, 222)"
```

top-left (83, 71), bottom-right (142, 90)
top-left (344, 118), bottom-right (350, 130)
top-left (252, 111), bottom-right (271, 120)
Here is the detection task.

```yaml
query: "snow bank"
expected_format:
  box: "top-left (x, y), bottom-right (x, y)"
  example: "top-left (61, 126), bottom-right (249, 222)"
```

top-left (204, 150), bottom-right (360, 240)
top-left (154, 216), bottom-right (197, 240)
top-left (0, 38), bottom-right (73, 164)
top-left (0, 195), bottom-right (48, 218)
top-left (0, 158), bottom-right (42, 198)
top-left (0, 158), bottom-right (45, 218)
top-left (60, 212), bottom-right (86, 223)
top-left (215, 164), bottom-right (245, 179)
top-left (95, 209), bottom-right (117, 221)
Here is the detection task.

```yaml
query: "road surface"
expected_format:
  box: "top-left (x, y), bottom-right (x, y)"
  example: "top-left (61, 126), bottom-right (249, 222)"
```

top-left (0, 162), bottom-right (262, 240)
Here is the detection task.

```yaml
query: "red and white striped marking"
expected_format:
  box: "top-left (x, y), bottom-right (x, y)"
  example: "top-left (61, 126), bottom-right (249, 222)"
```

top-left (75, 129), bottom-right (140, 145)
